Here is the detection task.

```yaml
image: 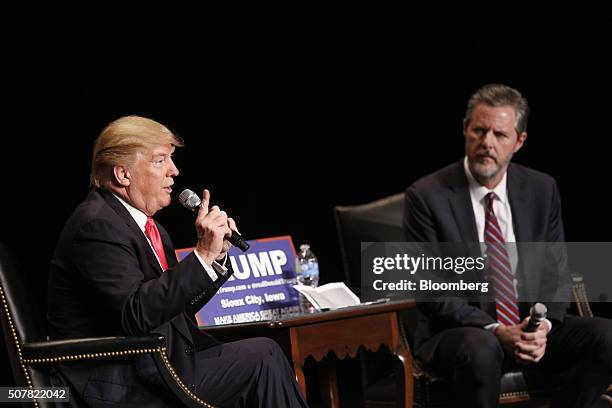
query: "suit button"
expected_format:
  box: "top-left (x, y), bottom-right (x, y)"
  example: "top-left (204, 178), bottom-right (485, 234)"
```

top-left (185, 347), bottom-right (194, 355)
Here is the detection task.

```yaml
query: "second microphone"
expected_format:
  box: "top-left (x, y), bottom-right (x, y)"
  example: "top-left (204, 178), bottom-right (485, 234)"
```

top-left (179, 189), bottom-right (250, 252)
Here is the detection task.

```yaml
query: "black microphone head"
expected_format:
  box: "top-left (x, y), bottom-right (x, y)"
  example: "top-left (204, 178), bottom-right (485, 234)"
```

top-left (231, 233), bottom-right (250, 251)
top-left (178, 189), bottom-right (201, 212)
top-left (530, 302), bottom-right (547, 322)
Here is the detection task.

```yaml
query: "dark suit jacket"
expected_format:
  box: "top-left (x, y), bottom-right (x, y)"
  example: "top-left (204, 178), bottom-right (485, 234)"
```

top-left (47, 188), bottom-right (231, 407)
top-left (403, 161), bottom-right (570, 363)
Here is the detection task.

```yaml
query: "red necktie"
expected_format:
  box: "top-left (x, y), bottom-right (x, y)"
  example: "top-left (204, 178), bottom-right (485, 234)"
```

top-left (485, 192), bottom-right (520, 326)
top-left (145, 217), bottom-right (169, 271)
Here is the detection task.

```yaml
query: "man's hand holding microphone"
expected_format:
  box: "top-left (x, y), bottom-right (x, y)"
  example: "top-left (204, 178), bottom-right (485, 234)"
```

top-left (178, 188), bottom-right (247, 266)
top-left (494, 303), bottom-right (549, 364)
top-left (192, 189), bottom-right (235, 266)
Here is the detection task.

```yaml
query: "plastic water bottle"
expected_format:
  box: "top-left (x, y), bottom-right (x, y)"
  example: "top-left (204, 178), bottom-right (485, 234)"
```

top-left (296, 244), bottom-right (320, 313)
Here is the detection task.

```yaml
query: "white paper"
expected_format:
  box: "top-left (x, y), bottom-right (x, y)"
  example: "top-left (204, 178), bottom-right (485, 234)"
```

top-left (292, 282), bottom-right (361, 311)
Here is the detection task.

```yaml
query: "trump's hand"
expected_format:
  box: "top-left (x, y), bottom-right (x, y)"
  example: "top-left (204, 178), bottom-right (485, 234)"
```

top-left (216, 217), bottom-right (238, 261)
top-left (194, 189), bottom-right (233, 266)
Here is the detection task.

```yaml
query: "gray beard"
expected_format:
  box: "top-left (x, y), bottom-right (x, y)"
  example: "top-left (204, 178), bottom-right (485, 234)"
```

top-left (471, 161), bottom-right (500, 182)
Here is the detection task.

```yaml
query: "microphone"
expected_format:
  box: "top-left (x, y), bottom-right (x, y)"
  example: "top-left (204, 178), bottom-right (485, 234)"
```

top-left (178, 189), bottom-right (250, 252)
top-left (524, 302), bottom-right (547, 332)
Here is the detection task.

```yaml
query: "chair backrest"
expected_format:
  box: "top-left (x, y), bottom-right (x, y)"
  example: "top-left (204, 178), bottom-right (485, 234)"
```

top-left (0, 242), bottom-right (48, 387)
top-left (334, 193), bottom-right (405, 291)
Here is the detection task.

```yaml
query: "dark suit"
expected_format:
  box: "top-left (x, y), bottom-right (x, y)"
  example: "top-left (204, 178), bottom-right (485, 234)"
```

top-left (48, 188), bottom-right (307, 407)
top-left (403, 161), bottom-right (612, 408)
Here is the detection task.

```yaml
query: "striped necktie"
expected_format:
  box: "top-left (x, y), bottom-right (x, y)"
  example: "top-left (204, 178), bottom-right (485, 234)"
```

top-left (484, 192), bottom-right (520, 326)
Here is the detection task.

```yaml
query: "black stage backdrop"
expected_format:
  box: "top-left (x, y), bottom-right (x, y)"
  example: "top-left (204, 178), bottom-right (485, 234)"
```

top-left (2, 2), bottom-right (611, 387)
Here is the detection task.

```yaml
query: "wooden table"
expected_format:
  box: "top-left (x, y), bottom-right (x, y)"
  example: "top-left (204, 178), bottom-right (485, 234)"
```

top-left (204, 300), bottom-right (416, 408)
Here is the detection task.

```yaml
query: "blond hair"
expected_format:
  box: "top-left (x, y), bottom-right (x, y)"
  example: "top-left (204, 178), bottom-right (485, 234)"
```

top-left (90, 116), bottom-right (184, 188)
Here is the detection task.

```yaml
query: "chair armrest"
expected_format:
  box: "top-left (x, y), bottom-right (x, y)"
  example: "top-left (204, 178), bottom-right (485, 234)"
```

top-left (20, 335), bottom-right (213, 407)
top-left (21, 334), bottom-right (165, 364)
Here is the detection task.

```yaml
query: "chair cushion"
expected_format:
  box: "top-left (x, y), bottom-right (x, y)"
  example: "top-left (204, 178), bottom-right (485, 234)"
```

top-left (499, 369), bottom-right (560, 396)
top-left (413, 369), bottom-right (561, 406)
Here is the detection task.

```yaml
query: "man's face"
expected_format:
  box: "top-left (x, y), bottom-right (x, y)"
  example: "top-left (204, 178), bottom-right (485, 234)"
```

top-left (464, 104), bottom-right (527, 187)
top-left (125, 143), bottom-right (179, 216)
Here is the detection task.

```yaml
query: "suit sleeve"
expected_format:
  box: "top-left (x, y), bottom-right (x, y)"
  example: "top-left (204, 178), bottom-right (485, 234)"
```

top-left (187, 257), bottom-right (234, 314)
top-left (403, 186), bottom-right (439, 242)
top-left (404, 185), bottom-right (496, 328)
top-left (542, 180), bottom-right (571, 323)
top-left (70, 218), bottom-right (220, 335)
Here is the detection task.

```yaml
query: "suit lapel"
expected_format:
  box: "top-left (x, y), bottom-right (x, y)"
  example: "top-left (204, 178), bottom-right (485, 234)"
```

top-left (158, 224), bottom-right (178, 269)
top-left (99, 189), bottom-right (194, 343)
top-left (446, 163), bottom-right (487, 291)
top-left (154, 223), bottom-right (193, 342)
top-left (507, 164), bottom-right (535, 313)
top-left (507, 164), bottom-right (532, 241)
top-left (164, 242), bottom-right (178, 268)
top-left (446, 162), bottom-right (479, 242)
top-left (99, 189), bottom-right (165, 276)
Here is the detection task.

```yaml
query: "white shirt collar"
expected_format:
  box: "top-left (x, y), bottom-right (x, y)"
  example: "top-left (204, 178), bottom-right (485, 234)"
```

top-left (463, 156), bottom-right (508, 205)
top-left (112, 193), bottom-right (149, 233)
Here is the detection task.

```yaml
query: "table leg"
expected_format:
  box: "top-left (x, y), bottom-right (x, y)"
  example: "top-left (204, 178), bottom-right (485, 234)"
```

top-left (394, 343), bottom-right (414, 408)
top-left (293, 363), bottom-right (308, 401)
top-left (318, 359), bottom-right (340, 408)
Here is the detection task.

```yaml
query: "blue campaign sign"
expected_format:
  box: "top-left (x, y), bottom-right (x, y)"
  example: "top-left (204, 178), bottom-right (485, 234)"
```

top-left (175, 235), bottom-right (300, 326)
